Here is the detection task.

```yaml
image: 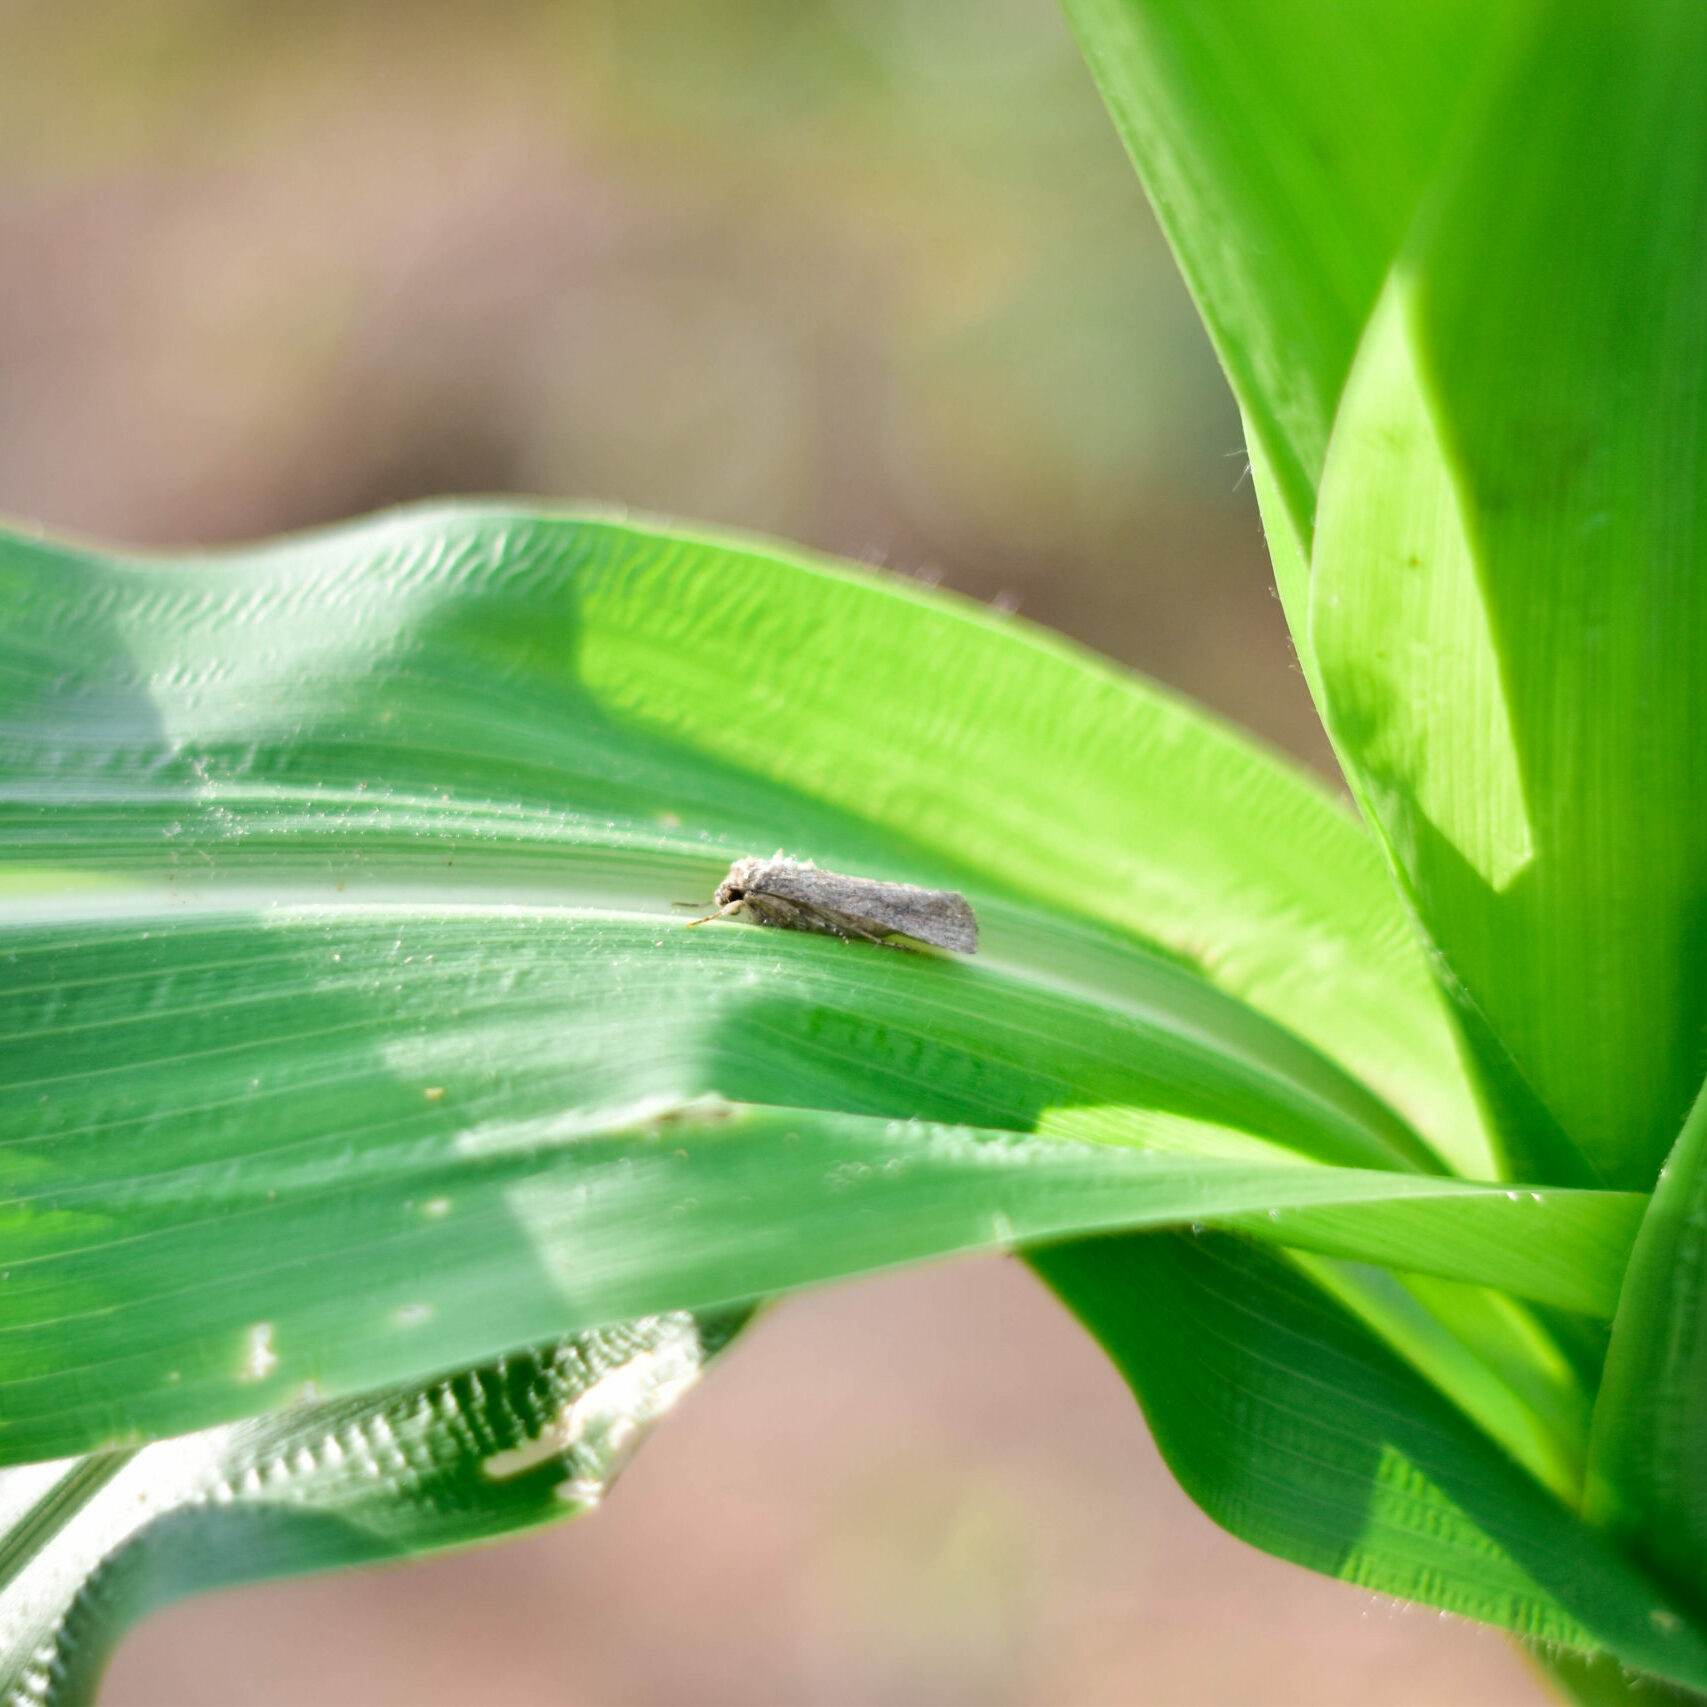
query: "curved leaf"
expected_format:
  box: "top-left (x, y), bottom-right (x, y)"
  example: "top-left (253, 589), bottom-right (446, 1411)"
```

top-left (0, 505), bottom-right (1490, 1175)
top-left (1059, 0), bottom-right (1517, 548)
top-left (1588, 1080), bottom-right (1707, 1609)
top-left (1, 506), bottom-right (1587, 1651)
top-left (0, 1310), bottom-right (750, 1707)
top-left (1312, 7), bottom-right (1707, 1189)
top-left (0, 1019), bottom-right (1641, 1460)
top-left (1035, 1232), bottom-right (1707, 1691)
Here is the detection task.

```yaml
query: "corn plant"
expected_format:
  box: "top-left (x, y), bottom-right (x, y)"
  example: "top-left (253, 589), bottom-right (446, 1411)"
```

top-left (4, 3), bottom-right (1706, 1702)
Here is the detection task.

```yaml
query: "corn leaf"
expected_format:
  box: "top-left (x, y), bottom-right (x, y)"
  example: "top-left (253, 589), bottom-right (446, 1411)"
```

top-left (1312, 7), bottom-right (1707, 1189)
top-left (1058, 0), bottom-right (1515, 551)
top-left (0, 505), bottom-right (1605, 1671)
top-left (0, 1310), bottom-right (750, 1707)
top-left (1035, 1231), bottom-right (1707, 1691)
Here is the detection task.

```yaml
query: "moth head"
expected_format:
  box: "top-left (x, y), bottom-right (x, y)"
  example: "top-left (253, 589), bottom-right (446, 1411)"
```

top-left (714, 856), bottom-right (763, 908)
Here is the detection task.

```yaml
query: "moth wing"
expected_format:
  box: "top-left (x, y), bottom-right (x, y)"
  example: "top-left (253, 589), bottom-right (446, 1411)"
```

top-left (795, 879), bottom-right (977, 954)
top-left (876, 892), bottom-right (977, 954)
top-left (749, 865), bottom-right (977, 953)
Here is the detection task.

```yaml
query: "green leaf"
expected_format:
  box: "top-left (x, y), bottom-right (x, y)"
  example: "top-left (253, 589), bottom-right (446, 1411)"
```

top-left (1311, 7), bottom-right (1707, 1190)
top-left (1059, 0), bottom-right (1516, 547)
top-left (1534, 1645), bottom-right (1707, 1707)
top-left (0, 1007), bottom-right (1642, 1461)
top-left (0, 505), bottom-right (1575, 1645)
top-left (1065, 3), bottom-right (1707, 1190)
top-left (1587, 1080), bottom-right (1707, 1609)
top-left (1034, 1231), bottom-right (1707, 1690)
top-left (0, 1310), bottom-right (750, 1707)
top-left (2, 505), bottom-right (1488, 1176)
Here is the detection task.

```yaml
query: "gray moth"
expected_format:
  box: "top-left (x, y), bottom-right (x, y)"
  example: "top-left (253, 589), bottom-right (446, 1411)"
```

top-left (691, 856), bottom-right (978, 954)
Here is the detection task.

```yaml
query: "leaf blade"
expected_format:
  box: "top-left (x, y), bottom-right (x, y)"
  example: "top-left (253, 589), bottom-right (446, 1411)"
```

top-left (1311, 6), bottom-right (1707, 1188)
top-left (0, 1310), bottom-right (751, 1706)
top-left (1, 506), bottom-right (1492, 1174)
top-left (0, 890), bottom-right (1640, 1465)
top-left (1035, 1231), bottom-right (1707, 1689)
top-left (1060, 0), bottom-right (1516, 544)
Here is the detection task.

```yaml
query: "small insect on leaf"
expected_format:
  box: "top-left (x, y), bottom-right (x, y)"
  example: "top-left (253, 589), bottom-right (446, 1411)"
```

top-left (689, 856), bottom-right (977, 954)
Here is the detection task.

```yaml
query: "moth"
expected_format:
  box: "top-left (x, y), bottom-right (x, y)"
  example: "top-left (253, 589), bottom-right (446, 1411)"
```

top-left (689, 855), bottom-right (978, 954)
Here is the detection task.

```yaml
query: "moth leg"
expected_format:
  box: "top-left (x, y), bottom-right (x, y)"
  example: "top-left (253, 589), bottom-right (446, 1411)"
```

top-left (684, 899), bottom-right (747, 928)
top-left (811, 907), bottom-right (895, 947)
top-left (745, 895), bottom-right (813, 930)
top-left (858, 926), bottom-right (938, 952)
top-left (838, 920), bottom-right (890, 946)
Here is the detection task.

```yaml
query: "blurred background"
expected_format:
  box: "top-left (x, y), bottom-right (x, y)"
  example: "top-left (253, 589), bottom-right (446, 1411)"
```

top-left (2, 0), bottom-right (1541, 1700)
